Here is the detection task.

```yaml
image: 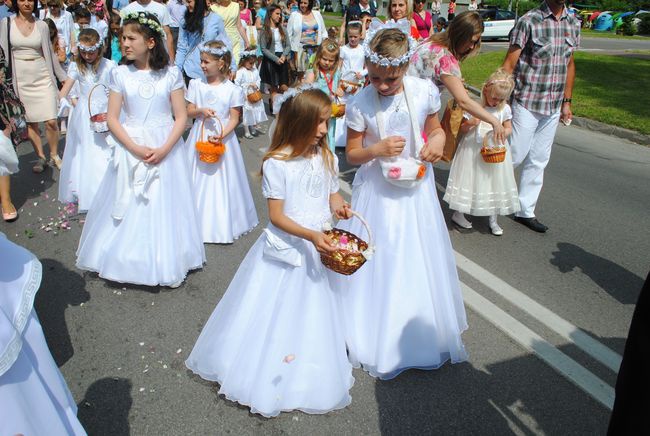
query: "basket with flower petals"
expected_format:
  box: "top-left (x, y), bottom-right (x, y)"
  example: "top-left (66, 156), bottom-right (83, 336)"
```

top-left (331, 97), bottom-right (346, 118)
top-left (480, 131), bottom-right (506, 163)
top-left (195, 115), bottom-right (226, 163)
top-left (321, 211), bottom-right (374, 275)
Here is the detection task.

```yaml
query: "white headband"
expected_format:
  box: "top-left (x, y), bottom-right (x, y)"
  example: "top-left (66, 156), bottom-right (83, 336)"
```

top-left (272, 84), bottom-right (322, 116)
top-left (240, 49), bottom-right (257, 58)
top-left (78, 41), bottom-right (103, 52)
top-left (362, 18), bottom-right (417, 67)
top-left (199, 44), bottom-right (230, 56)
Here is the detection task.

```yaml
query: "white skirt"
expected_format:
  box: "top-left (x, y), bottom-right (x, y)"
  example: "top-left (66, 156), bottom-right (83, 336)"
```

top-left (332, 162), bottom-right (469, 379)
top-left (76, 126), bottom-right (205, 286)
top-left (185, 120), bottom-right (258, 244)
top-left (186, 233), bottom-right (354, 418)
top-left (443, 135), bottom-right (520, 216)
top-left (58, 98), bottom-right (112, 212)
top-left (242, 99), bottom-right (268, 126)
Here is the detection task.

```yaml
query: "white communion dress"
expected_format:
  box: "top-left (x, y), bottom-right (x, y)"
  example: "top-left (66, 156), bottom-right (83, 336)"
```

top-left (333, 76), bottom-right (468, 380)
top-left (186, 151), bottom-right (354, 418)
top-left (58, 58), bottom-right (116, 212)
top-left (76, 65), bottom-right (205, 286)
top-left (184, 78), bottom-right (258, 243)
top-left (234, 67), bottom-right (268, 126)
top-left (0, 233), bottom-right (86, 435)
top-left (443, 104), bottom-right (520, 216)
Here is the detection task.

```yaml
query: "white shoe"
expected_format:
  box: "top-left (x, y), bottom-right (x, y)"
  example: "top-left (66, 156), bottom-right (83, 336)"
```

top-left (244, 133), bottom-right (253, 139)
top-left (452, 211), bottom-right (473, 229)
top-left (489, 216), bottom-right (503, 236)
top-left (169, 280), bottom-right (183, 289)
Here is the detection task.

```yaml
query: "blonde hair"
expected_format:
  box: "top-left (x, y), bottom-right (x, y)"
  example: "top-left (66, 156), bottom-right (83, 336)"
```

top-left (481, 69), bottom-right (514, 110)
top-left (427, 11), bottom-right (483, 62)
top-left (75, 28), bottom-right (103, 75)
top-left (202, 40), bottom-right (232, 75)
top-left (312, 38), bottom-right (340, 75)
top-left (367, 28), bottom-right (410, 60)
top-left (263, 89), bottom-right (336, 175)
top-left (387, 0), bottom-right (413, 21)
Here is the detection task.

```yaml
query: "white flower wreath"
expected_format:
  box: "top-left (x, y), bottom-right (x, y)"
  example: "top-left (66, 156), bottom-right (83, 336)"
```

top-left (362, 18), bottom-right (417, 68)
top-left (198, 44), bottom-right (230, 57)
top-left (271, 83), bottom-right (323, 116)
top-left (78, 41), bottom-right (103, 52)
top-left (121, 11), bottom-right (165, 38)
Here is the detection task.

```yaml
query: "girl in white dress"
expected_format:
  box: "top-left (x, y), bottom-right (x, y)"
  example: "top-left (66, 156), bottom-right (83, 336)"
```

top-left (58, 28), bottom-right (116, 212)
top-left (444, 69), bottom-right (520, 236)
top-left (76, 12), bottom-right (205, 287)
top-left (185, 40), bottom-right (258, 244)
top-left (335, 20), bottom-right (468, 380)
top-left (234, 50), bottom-right (267, 139)
top-left (186, 88), bottom-right (354, 418)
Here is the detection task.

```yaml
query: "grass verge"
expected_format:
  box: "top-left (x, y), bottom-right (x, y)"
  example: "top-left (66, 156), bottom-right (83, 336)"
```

top-left (460, 50), bottom-right (650, 135)
top-left (581, 28), bottom-right (650, 41)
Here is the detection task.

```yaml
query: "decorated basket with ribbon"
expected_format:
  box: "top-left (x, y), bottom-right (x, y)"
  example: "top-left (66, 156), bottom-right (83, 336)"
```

top-left (480, 131), bottom-right (506, 163)
top-left (320, 210), bottom-right (374, 275)
top-left (246, 85), bottom-right (263, 104)
top-left (340, 70), bottom-right (364, 95)
top-left (88, 84), bottom-right (109, 133)
top-left (195, 115), bottom-right (226, 164)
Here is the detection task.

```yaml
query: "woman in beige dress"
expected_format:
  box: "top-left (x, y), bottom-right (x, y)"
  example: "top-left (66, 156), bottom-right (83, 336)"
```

top-left (0, 0), bottom-right (67, 173)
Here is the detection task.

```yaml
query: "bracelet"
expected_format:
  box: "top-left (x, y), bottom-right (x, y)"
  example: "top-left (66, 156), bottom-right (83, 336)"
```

top-left (562, 98), bottom-right (572, 103)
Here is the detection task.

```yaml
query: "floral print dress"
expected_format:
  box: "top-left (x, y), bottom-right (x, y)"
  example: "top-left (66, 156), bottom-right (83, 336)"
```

top-left (408, 42), bottom-right (462, 90)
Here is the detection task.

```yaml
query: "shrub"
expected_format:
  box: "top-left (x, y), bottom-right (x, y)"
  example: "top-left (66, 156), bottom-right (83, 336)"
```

top-left (481, 0), bottom-right (539, 16)
top-left (638, 14), bottom-right (650, 35)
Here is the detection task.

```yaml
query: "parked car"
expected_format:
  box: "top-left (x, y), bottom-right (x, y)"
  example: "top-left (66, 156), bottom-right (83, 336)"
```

top-left (479, 8), bottom-right (516, 40)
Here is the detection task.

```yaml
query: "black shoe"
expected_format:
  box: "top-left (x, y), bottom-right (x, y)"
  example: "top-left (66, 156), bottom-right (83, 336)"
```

top-left (514, 216), bottom-right (548, 233)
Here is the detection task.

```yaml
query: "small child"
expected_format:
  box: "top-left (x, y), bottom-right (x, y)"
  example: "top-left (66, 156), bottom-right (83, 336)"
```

top-left (234, 50), bottom-right (268, 139)
top-left (444, 69), bottom-right (519, 236)
top-left (434, 16), bottom-right (447, 33)
top-left (108, 12), bottom-right (123, 63)
top-left (186, 87), bottom-right (354, 418)
top-left (185, 41), bottom-right (258, 243)
top-left (57, 28), bottom-right (116, 212)
top-left (73, 7), bottom-right (91, 42)
top-left (304, 38), bottom-right (344, 152)
top-left (336, 21), bottom-right (366, 148)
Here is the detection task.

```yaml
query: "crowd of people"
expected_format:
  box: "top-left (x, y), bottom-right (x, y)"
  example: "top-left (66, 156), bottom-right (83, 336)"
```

top-left (0, 0), bottom-right (581, 429)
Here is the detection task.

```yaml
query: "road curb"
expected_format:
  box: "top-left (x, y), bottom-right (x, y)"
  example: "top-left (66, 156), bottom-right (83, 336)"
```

top-left (465, 84), bottom-right (650, 146)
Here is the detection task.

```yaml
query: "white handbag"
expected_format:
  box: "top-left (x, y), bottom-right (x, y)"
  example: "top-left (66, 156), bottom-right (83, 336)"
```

top-left (373, 81), bottom-right (427, 189)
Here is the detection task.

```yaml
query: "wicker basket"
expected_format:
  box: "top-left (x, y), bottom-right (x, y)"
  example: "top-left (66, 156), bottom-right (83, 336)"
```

top-left (195, 115), bottom-right (226, 164)
top-left (321, 211), bottom-right (373, 276)
top-left (88, 84), bottom-right (109, 133)
top-left (340, 79), bottom-right (362, 94)
top-left (331, 101), bottom-right (346, 118)
top-left (246, 85), bottom-right (263, 103)
top-left (480, 132), bottom-right (506, 163)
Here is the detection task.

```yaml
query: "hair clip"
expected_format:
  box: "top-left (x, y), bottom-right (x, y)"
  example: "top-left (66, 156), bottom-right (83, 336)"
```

top-left (199, 44), bottom-right (230, 56)
top-left (78, 41), bottom-right (103, 52)
top-left (362, 18), bottom-right (416, 67)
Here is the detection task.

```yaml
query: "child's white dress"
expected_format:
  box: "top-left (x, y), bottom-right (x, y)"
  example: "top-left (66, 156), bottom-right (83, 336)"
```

top-left (186, 151), bottom-right (354, 418)
top-left (184, 78), bottom-right (258, 243)
top-left (444, 105), bottom-right (520, 216)
top-left (76, 65), bottom-right (205, 286)
top-left (234, 67), bottom-right (268, 126)
top-left (59, 58), bottom-right (116, 212)
top-left (334, 76), bottom-right (468, 380)
top-left (335, 45), bottom-right (366, 149)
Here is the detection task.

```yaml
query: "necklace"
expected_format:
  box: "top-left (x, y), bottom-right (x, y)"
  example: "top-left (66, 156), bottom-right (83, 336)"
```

top-left (388, 93), bottom-right (409, 133)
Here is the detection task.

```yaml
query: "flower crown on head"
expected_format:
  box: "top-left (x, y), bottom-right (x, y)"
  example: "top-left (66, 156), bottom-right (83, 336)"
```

top-left (272, 83), bottom-right (323, 115)
top-left (240, 49), bottom-right (257, 58)
top-left (362, 18), bottom-right (416, 67)
top-left (78, 41), bottom-right (103, 52)
top-left (121, 11), bottom-right (165, 38)
top-left (199, 44), bottom-right (230, 57)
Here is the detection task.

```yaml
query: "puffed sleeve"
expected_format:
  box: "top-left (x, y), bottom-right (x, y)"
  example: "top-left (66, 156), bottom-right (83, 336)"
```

top-left (230, 84), bottom-right (245, 108)
top-left (425, 80), bottom-right (441, 115)
top-left (329, 152), bottom-right (340, 194)
top-left (438, 48), bottom-right (461, 79)
top-left (108, 66), bottom-right (124, 93)
top-left (185, 79), bottom-right (198, 104)
top-left (234, 69), bottom-right (245, 88)
top-left (262, 158), bottom-right (286, 199)
top-left (502, 104), bottom-right (513, 122)
top-left (345, 94), bottom-right (366, 133)
top-left (66, 61), bottom-right (79, 81)
top-left (168, 65), bottom-right (185, 92)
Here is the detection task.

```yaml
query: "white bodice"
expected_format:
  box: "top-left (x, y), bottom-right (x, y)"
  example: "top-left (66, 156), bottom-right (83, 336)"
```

top-left (186, 78), bottom-right (244, 132)
top-left (67, 59), bottom-right (116, 98)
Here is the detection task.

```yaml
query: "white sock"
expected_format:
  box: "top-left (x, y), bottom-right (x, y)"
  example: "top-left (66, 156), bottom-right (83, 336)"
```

top-left (244, 125), bottom-right (251, 136)
top-left (489, 215), bottom-right (503, 235)
top-left (452, 211), bottom-right (473, 229)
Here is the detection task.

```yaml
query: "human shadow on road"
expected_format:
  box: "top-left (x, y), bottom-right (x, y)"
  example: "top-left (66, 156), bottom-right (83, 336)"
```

top-left (78, 377), bottom-right (133, 436)
top-left (10, 148), bottom-right (57, 210)
top-left (34, 258), bottom-right (90, 366)
top-left (550, 242), bottom-right (643, 305)
top-left (374, 320), bottom-right (610, 435)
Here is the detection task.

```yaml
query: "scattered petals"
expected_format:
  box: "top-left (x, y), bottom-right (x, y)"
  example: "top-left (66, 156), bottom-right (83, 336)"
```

top-left (283, 354), bottom-right (295, 364)
top-left (139, 387), bottom-right (145, 392)
top-left (176, 348), bottom-right (182, 354)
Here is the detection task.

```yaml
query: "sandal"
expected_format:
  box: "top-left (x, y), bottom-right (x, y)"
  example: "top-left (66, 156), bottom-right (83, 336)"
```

top-left (32, 157), bottom-right (48, 173)
top-left (49, 155), bottom-right (63, 170)
top-left (2, 205), bottom-right (18, 222)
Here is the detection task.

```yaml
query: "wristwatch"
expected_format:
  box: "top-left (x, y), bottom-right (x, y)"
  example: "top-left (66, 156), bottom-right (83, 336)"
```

top-left (562, 98), bottom-right (572, 104)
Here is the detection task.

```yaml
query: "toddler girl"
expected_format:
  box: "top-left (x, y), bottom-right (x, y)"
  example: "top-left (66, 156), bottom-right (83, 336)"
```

top-left (76, 12), bottom-right (205, 287)
top-left (186, 87), bottom-right (354, 417)
top-left (58, 28), bottom-right (116, 212)
top-left (336, 21), bottom-right (366, 148)
top-left (185, 40), bottom-right (258, 243)
top-left (234, 49), bottom-right (268, 139)
top-left (444, 69), bottom-right (519, 235)
top-left (334, 20), bottom-right (468, 379)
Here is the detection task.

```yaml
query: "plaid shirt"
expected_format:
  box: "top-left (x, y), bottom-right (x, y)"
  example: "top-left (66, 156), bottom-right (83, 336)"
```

top-left (510, 2), bottom-right (581, 115)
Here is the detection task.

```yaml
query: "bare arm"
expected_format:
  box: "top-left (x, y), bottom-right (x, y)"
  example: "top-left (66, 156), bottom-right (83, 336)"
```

top-left (419, 113), bottom-right (445, 162)
top-left (164, 25), bottom-right (175, 63)
top-left (58, 77), bottom-right (77, 100)
top-left (218, 107), bottom-right (241, 138)
top-left (345, 127), bottom-right (406, 166)
top-left (561, 55), bottom-right (575, 123)
top-left (501, 45), bottom-right (522, 74)
top-left (236, 17), bottom-right (249, 48)
top-left (268, 198), bottom-right (336, 253)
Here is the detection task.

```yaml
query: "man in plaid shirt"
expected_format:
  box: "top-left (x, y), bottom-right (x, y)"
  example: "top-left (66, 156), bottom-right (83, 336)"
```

top-left (502, 0), bottom-right (580, 233)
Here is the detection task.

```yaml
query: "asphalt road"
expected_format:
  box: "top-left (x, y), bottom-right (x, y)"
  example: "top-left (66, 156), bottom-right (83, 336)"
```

top-left (482, 36), bottom-right (650, 53)
top-left (1, 104), bottom-right (647, 434)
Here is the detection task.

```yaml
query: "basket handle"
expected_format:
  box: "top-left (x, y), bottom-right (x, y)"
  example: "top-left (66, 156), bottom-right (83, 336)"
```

top-left (348, 210), bottom-right (373, 249)
top-left (87, 83), bottom-right (108, 116)
top-left (200, 114), bottom-right (224, 142)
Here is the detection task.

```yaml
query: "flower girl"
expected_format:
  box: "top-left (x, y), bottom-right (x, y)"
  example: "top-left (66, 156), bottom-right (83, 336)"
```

top-left (334, 20), bottom-right (468, 379)
top-left (234, 50), bottom-right (267, 139)
top-left (185, 40), bottom-right (258, 244)
top-left (76, 12), bottom-right (205, 287)
top-left (444, 69), bottom-right (519, 235)
top-left (186, 87), bottom-right (354, 417)
top-left (57, 28), bottom-right (116, 212)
